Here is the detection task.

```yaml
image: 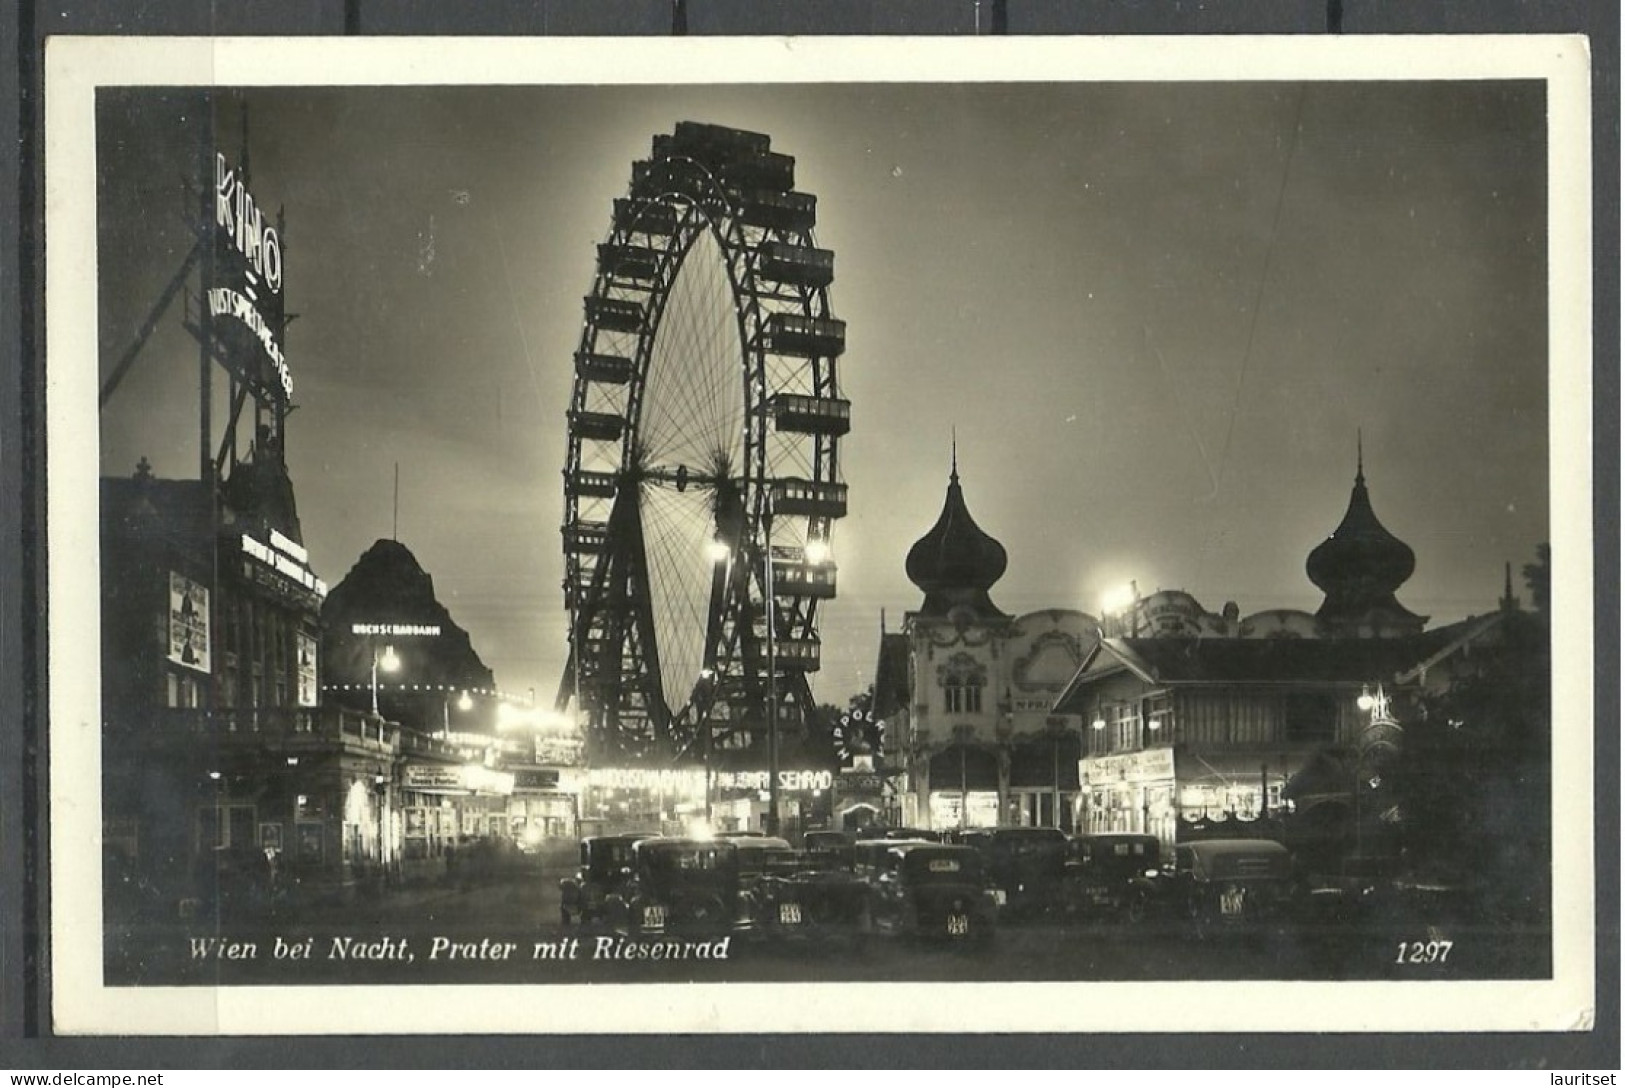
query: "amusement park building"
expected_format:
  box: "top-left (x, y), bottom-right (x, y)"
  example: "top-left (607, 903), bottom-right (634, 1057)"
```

top-left (321, 538), bottom-right (584, 860)
top-left (1050, 453), bottom-right (1525, 855)
top-left (874, 455), bottom-right (1099, 832)
top-left (97, 122), bottom-right (542, 918)
top-left (876, 448), bottom-right (1527, 845)
top-left (99, 447), bottom-right (462, 910)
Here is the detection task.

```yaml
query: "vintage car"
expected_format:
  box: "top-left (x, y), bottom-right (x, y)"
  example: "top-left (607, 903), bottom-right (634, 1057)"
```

top-left (1169, 838), bottom-right (1294, 937)
top-left (1059, 832), bottom-right (1166, 923)
top-left (604, 837), bottom-right (749, 937)
top-left (558, 833), bottom-right (656, 925)
top-left (957, 826), bottom-right (1071, 917)
top-left (857, 841), bottom-right (999, 946)
top-left (745, 847), bottom-right (869, 940)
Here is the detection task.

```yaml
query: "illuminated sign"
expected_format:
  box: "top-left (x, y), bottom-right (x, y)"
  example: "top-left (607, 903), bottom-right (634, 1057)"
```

top-left (351, 623), bottom-right (442, 637)
top-left (1080, 746), bottom-right (1176, 786)
top-left (837, 771), bottom-right (885, 795)
top-left (535, 737), bottom-right (585, 766)
top-left (270, 528), bottom-right (307, 564)
top-left (402, 763), bottom-right (514, 796)
top-left (241, 533), bottom-right (328, 597)
top-left (404, 765), bottom-right (464, 791)
top-left (166, 572), bottom-right (210, 673)
top-left (512, 769), bottom-right (562, 791)
top-left (213, 153), bottom-right (289, 401)
top-left (585, 767), bottom-right (832, 792)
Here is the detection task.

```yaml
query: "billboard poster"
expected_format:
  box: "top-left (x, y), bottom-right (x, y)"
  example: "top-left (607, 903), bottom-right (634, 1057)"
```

top-left (296, 630), bottom-right (318, 706)
top-left (165, 571), bottom-right (210, 673)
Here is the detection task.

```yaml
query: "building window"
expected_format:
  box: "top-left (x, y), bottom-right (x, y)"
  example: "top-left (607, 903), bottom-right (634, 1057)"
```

top-left (937, 653), bottom-right (987, 716)
top-left (1142, 692), bottom-right (1173, 745)
top-left (166, 672), bottom-right (200, 709)
top-left (1110, 701), bottom-right (1141, 753)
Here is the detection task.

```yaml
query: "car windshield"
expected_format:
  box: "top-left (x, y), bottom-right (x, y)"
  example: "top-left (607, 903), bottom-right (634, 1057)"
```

top-left (1185, 844), bottom-right (1290, 880)
top-left (1073, 838), bottom-right (1158, 867)
top-left (584, 840), bottom-right (640, 874)
top-left (902, 849), bottom-right (983, 884)
top-left (639, 843), bottom-right (736, 887)
top-left (991, 830), bottom-right (1067, 854)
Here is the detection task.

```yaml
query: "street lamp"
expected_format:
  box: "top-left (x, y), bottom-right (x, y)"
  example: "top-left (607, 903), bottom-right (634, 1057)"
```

top-left (1101, 581), bottom-right (1140, 638)
top-left (370, 644), bottom-right (400, 715)
top-left (442, 688), bottom-right (473, 739)
top-left (1045, 719), bottom-right (1068, 830)
top-left (763, 518), bottom-right (779, 837)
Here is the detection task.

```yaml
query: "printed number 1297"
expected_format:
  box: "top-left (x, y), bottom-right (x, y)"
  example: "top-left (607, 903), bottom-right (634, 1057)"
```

top-left (1396, 940), bottom-right (1453, 964)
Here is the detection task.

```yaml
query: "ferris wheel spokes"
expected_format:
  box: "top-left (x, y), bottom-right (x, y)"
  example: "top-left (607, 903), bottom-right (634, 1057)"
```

top-left (560, 122), bottom-right (848, 763)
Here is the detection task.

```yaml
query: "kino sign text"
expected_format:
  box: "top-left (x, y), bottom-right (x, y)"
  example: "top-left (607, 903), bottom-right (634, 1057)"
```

top-left (213, 152), bottom-right (290, 401)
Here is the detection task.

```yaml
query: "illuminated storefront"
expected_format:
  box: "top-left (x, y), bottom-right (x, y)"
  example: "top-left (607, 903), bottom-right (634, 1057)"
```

top-left (1078, 747), bottom-right (1177, 846)
top-left (398, 761), bottom-right (514, 865)
top-left (579, 766), bottom-right (836, 836)
top-left (1079, 746), bottom-right (1291, 852)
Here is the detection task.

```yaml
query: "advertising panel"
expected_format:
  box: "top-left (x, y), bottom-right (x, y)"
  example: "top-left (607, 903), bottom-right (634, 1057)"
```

top-left (296, 631), bottom-right (318, 706)
top-left (166, 571), bottom-right (210, 673)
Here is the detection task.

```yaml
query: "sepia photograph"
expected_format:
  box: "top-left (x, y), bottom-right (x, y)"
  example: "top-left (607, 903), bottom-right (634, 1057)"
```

top-left (44, 34), bottom-right (1594, 1035)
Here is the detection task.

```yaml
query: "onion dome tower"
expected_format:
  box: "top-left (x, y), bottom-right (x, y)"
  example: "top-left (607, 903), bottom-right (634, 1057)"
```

top-left (905, 442), bottom-right (1009, 622)
top-left (1306, 440), bottom-right (1426, 637)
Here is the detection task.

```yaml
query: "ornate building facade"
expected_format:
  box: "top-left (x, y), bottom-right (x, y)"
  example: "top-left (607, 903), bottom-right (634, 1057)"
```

top-left (1053, 452), bottom-right (1503, 855)
top-left (875, 455), bottom-right (1097, 831)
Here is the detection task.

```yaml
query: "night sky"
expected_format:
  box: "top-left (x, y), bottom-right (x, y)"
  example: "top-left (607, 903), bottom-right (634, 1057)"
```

top-left (95, 75), bottom-right (1551, 708)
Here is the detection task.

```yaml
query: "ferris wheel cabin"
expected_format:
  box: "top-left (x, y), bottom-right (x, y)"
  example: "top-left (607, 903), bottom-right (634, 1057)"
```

top-left (563, 522), bottom-right (609, 554)
top-left (568, 410), bottom-right (626, 444)
top-left (772, 637), bottom-right (822, 672)
top-left (583, 296), bottom-right (646, 334)
top-left (769, 478), bottom-right (848, 520)
top-left (760, 313), bottom-right (846, 358)
top-left (613, 198), bottom-right (678, 236)
top-left (740, 190), bottom-right (818, 232)
top-left (565, 470), bottom-right (618, 500)
top-left (597, 243), bottom-right (661, 284)
top-left (669, 121), bottom-right (772, 159)
top-left (759, 241), bottom-right (835, 288)
top-left (772, 550), bottom-right (838, 599)
top-left (768, 393), bottom-right (850, 437)
top-left (575, 352), bottom-right (635, 386)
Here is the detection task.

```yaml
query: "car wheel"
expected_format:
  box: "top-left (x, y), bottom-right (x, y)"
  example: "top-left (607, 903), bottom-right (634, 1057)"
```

top-left (1125, 892), bottom-right (1147, 926)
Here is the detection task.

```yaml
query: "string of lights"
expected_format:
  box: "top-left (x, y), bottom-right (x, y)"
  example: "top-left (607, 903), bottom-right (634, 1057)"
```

top-left (319, 682), bottom-right (534, 704)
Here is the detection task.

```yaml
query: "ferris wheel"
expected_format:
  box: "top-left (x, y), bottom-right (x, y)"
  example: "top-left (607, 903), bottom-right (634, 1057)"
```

top-left (559, 122), bottom-right (849, 763)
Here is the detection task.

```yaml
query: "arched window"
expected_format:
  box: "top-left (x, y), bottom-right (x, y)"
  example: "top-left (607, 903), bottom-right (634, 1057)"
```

top-left (938, 653), bottom-right (987, 715)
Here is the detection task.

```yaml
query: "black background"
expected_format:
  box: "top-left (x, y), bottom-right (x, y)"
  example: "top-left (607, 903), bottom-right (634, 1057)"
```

top-left (2, 0), bottom-right (1618, 1070)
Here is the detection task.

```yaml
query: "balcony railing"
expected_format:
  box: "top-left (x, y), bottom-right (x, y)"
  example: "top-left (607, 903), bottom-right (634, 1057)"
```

top-left (131, 705), bottom-right (463, 761)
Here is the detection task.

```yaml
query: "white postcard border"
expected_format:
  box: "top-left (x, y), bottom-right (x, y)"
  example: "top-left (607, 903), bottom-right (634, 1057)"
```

top-left (45, 33), bottom-right (1596, 1035)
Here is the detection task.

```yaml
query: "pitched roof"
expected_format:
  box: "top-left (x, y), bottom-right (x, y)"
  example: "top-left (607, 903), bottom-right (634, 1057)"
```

top-left (1052, 629), bottom-right (1483, 715)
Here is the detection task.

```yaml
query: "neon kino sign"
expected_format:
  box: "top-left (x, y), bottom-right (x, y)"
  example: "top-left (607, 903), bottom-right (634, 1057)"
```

top-left (214, 153), bottom-right (291, 400)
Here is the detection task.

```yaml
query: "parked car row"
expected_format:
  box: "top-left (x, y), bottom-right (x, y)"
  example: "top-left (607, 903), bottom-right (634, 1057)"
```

top-left (558, 826), bottom-right (1458, 949)
top-left (559, 832), bottom-right (1002, 947)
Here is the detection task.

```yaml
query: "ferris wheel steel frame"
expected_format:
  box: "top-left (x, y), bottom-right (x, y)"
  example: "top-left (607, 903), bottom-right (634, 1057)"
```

top-left (559, 123), bottom-right (849, 764)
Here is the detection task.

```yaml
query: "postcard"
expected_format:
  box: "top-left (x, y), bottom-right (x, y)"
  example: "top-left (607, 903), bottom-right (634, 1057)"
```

top-left (45, 33), bottom-right (1594, 1035)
